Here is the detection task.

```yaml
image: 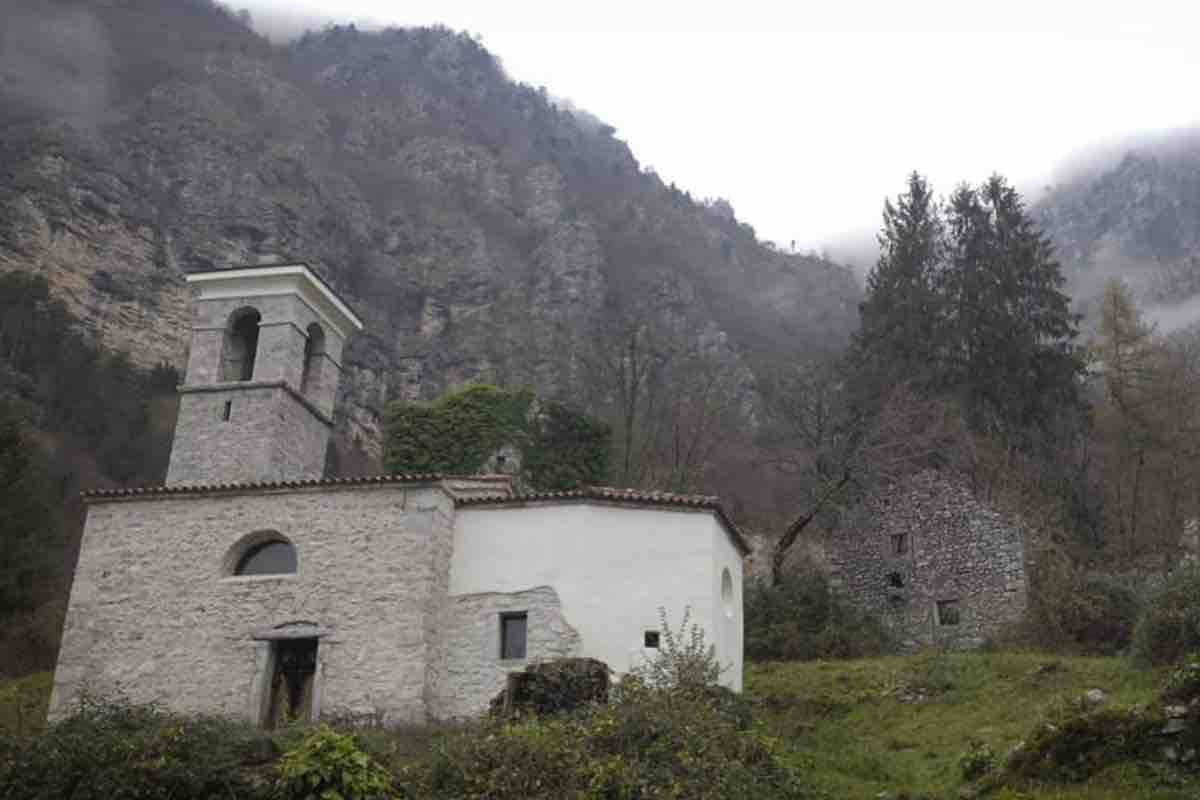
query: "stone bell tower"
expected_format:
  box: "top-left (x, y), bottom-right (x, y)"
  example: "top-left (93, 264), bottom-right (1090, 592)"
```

top-left (165, 262), bottom-right (364, 486)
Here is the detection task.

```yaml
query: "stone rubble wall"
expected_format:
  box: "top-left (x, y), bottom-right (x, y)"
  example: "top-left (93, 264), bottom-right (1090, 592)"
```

top-left (826, 469), bottom-right (1027, 650)
top-left (433, 586), bottom-right (581, 720)
top-left (50, 484), bottom-right (454, 726)
top-left (165, 383), bottom-right (330, 485)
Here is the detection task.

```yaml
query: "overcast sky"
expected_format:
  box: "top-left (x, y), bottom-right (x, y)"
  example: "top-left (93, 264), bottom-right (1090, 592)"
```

top-left (243, 0), bottom-right (1200, 260)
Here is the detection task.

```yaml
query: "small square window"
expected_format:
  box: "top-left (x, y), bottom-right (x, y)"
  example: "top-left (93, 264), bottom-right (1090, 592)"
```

top-left (887, 571), bottom-right (904, 588)
top-left (936, 600), bottom-right (961, 626)
top-left (891, 534), bottom-right (908, 555)
top-left (500, 612), bottom-right (527, 660)
top-left (644, 631), bottom-right (660, 649)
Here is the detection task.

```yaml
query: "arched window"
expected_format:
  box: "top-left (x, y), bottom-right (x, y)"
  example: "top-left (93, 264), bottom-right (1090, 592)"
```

top-left (300, 323), bottom-right (325, 397)
top-left (226, 531), bottom-right (297, 576)
top-left (222, 307), bottom-right (261, 382)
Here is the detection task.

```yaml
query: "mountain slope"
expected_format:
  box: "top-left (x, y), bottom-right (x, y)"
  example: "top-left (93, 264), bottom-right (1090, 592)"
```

top-left (1035, 129), bottom-right (1200, 318)
top-left (0, 0), bottom-right (859, 478)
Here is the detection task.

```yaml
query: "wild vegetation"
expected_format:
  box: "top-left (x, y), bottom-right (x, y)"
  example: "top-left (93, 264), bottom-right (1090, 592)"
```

top-left (6, 651), bottom-right (1200, 799)
top-left (383, 384), bottom-right (610, 490)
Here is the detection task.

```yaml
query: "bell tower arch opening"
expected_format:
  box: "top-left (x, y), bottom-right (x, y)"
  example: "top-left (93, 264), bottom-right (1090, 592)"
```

top-left (165, 262), bottom-right (364, 486)
top-left (222, 307), bottom-right (262, 382)
top-left (301, 322), bottom-right (325, 398)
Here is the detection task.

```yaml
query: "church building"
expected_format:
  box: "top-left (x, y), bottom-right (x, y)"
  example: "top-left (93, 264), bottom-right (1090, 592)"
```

top-left (49, 263), bottom-right (745, 725)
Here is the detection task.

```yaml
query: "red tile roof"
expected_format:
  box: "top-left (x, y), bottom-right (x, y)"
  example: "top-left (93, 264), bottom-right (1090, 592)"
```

top-left (81, 473), bottom-right (450, 500)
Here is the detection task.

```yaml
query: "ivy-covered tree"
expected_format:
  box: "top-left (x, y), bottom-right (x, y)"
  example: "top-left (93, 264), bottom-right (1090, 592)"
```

top-left (383, 384), bottom-right (610, 491)
top-left (525, 400), bottom-right (611, 491)
top-left (383, 385), bottom-right (533, 475)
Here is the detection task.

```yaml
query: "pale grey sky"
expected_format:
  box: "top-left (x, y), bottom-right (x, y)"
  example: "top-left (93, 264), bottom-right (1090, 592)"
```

top-left (243, 0), bottom-right (1200, 260)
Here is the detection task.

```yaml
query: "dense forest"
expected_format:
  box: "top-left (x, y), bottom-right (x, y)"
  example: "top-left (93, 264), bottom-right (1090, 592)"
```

top-left (0, 272), bottom-right (179, 673)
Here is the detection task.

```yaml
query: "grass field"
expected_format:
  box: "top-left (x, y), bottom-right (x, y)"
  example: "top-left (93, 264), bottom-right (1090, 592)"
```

top-left (748, 651), bottom-right (1198, 799)
top-left (3, 654), bottom-right (1197, 798)
top-left (0, 671), bottom-right (50, 737)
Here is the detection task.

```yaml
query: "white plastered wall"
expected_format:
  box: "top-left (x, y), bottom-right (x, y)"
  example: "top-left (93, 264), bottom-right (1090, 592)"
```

top-left (451, 503), bottom-right (743, 691)
top-left (712, 516), bottom-right (744, 690)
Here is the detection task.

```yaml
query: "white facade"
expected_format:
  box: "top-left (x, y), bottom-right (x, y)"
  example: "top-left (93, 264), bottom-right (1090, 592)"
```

top-left (454, 502), bottom-right (744, 691)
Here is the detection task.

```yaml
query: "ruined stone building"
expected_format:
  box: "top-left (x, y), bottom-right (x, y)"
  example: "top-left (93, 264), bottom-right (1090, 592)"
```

top-left (826, 470), bottom-right (1027, 650)
top-left (50, 263), bottom-right (746, 725)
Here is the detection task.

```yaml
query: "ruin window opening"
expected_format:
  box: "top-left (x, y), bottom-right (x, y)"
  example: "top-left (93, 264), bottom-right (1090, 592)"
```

top-left (222, 307), bottom-right (261, 382)
top-left (222, 400), bottom-right (232, 421)
top-left (936, 599), bottom-right (961, 626)
top-left (891, 533), bottom-right (908, 555)
top-left (500, 611), bottom-right (527, 660)
top-left (235, 540), bottom-right (297, 576)
top-left (266, 638), bottom-right (317, 728)
top-left (300, 323), bottom-right (325, 397)
top-left (644, 631), bottom-right (660, 649)
top-left (887, 571), bottom-right (904, 588)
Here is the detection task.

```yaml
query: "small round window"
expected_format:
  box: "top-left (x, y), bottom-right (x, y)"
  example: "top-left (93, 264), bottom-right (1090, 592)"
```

top-left (235, 540), bottom-right (297, 576)
top-left (721, 568), bottom-right (734, 619)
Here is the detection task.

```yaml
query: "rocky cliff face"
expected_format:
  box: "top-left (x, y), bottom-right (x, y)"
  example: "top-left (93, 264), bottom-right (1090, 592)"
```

top-left (1034, 130), bottom-right (1200, 316)
top-left (0, 1), bottom-right (859, 469)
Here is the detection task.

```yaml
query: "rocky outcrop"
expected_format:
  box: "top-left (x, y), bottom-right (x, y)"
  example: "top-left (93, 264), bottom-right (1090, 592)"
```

top-left (0, 2), bottom-right (860, 469)
top-left (1034, 130), bottom-right (1200, 314)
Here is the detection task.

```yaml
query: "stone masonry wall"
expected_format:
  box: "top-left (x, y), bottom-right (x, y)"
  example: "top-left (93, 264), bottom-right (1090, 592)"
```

top-left (166, 383), bottom-right (331, 485)
top-left (50, 483), bottom-right (454, 725)
top-left (827, 470), bottom-right (1027, 650)
top-left (434, 586), bottom-right (581, 719)
top-left (167, 290), bottom-right (348, 485)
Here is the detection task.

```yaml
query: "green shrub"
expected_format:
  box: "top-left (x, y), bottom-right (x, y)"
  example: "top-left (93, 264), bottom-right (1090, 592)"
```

top-left (959, 738), bottom-right (997, 781)
top-left (744, 569), bottom-right (890, 661)
top-left (406, 685), bottom-right (809, 799)
top-left (275, 724), bottom-right (394, 800)
top-left (1161, 655), bottom-right (1200, 705)
top-left (0, 697), bottom-right (272, 799)
top-left (1001, 700), bottom-right (1164, 783)
top-left (1133, 565), bottom-right (1200, 665)
top-left (1057, 578), bottom-right (1141, 655)
top-left (1013, 549), bottom-right (1143, 655)
top-left (628, 606), bottom-right (725, 690)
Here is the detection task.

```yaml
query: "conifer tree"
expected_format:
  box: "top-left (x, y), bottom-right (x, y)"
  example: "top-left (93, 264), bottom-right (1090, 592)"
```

top-left (852, 171), bottom-right (944, 402)
top-left (939, 175), bottom-right (1084, 444)
top-left (851, 173), bottom-right (1085, 449)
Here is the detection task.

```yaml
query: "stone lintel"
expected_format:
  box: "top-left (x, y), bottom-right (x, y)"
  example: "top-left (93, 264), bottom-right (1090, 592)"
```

top-left (252, 622), bottom-right (335, 641)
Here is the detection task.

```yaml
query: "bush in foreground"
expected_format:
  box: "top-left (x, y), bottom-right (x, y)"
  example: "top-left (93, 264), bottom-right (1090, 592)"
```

top-left (1133, 565), bottom-right (1200, 665)
top-left (0, 697), bottom-right (273, 800)
top-left (404, 682), bottom-right (810, 799)
top-left (276, 724), bottom-right (393, 800)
